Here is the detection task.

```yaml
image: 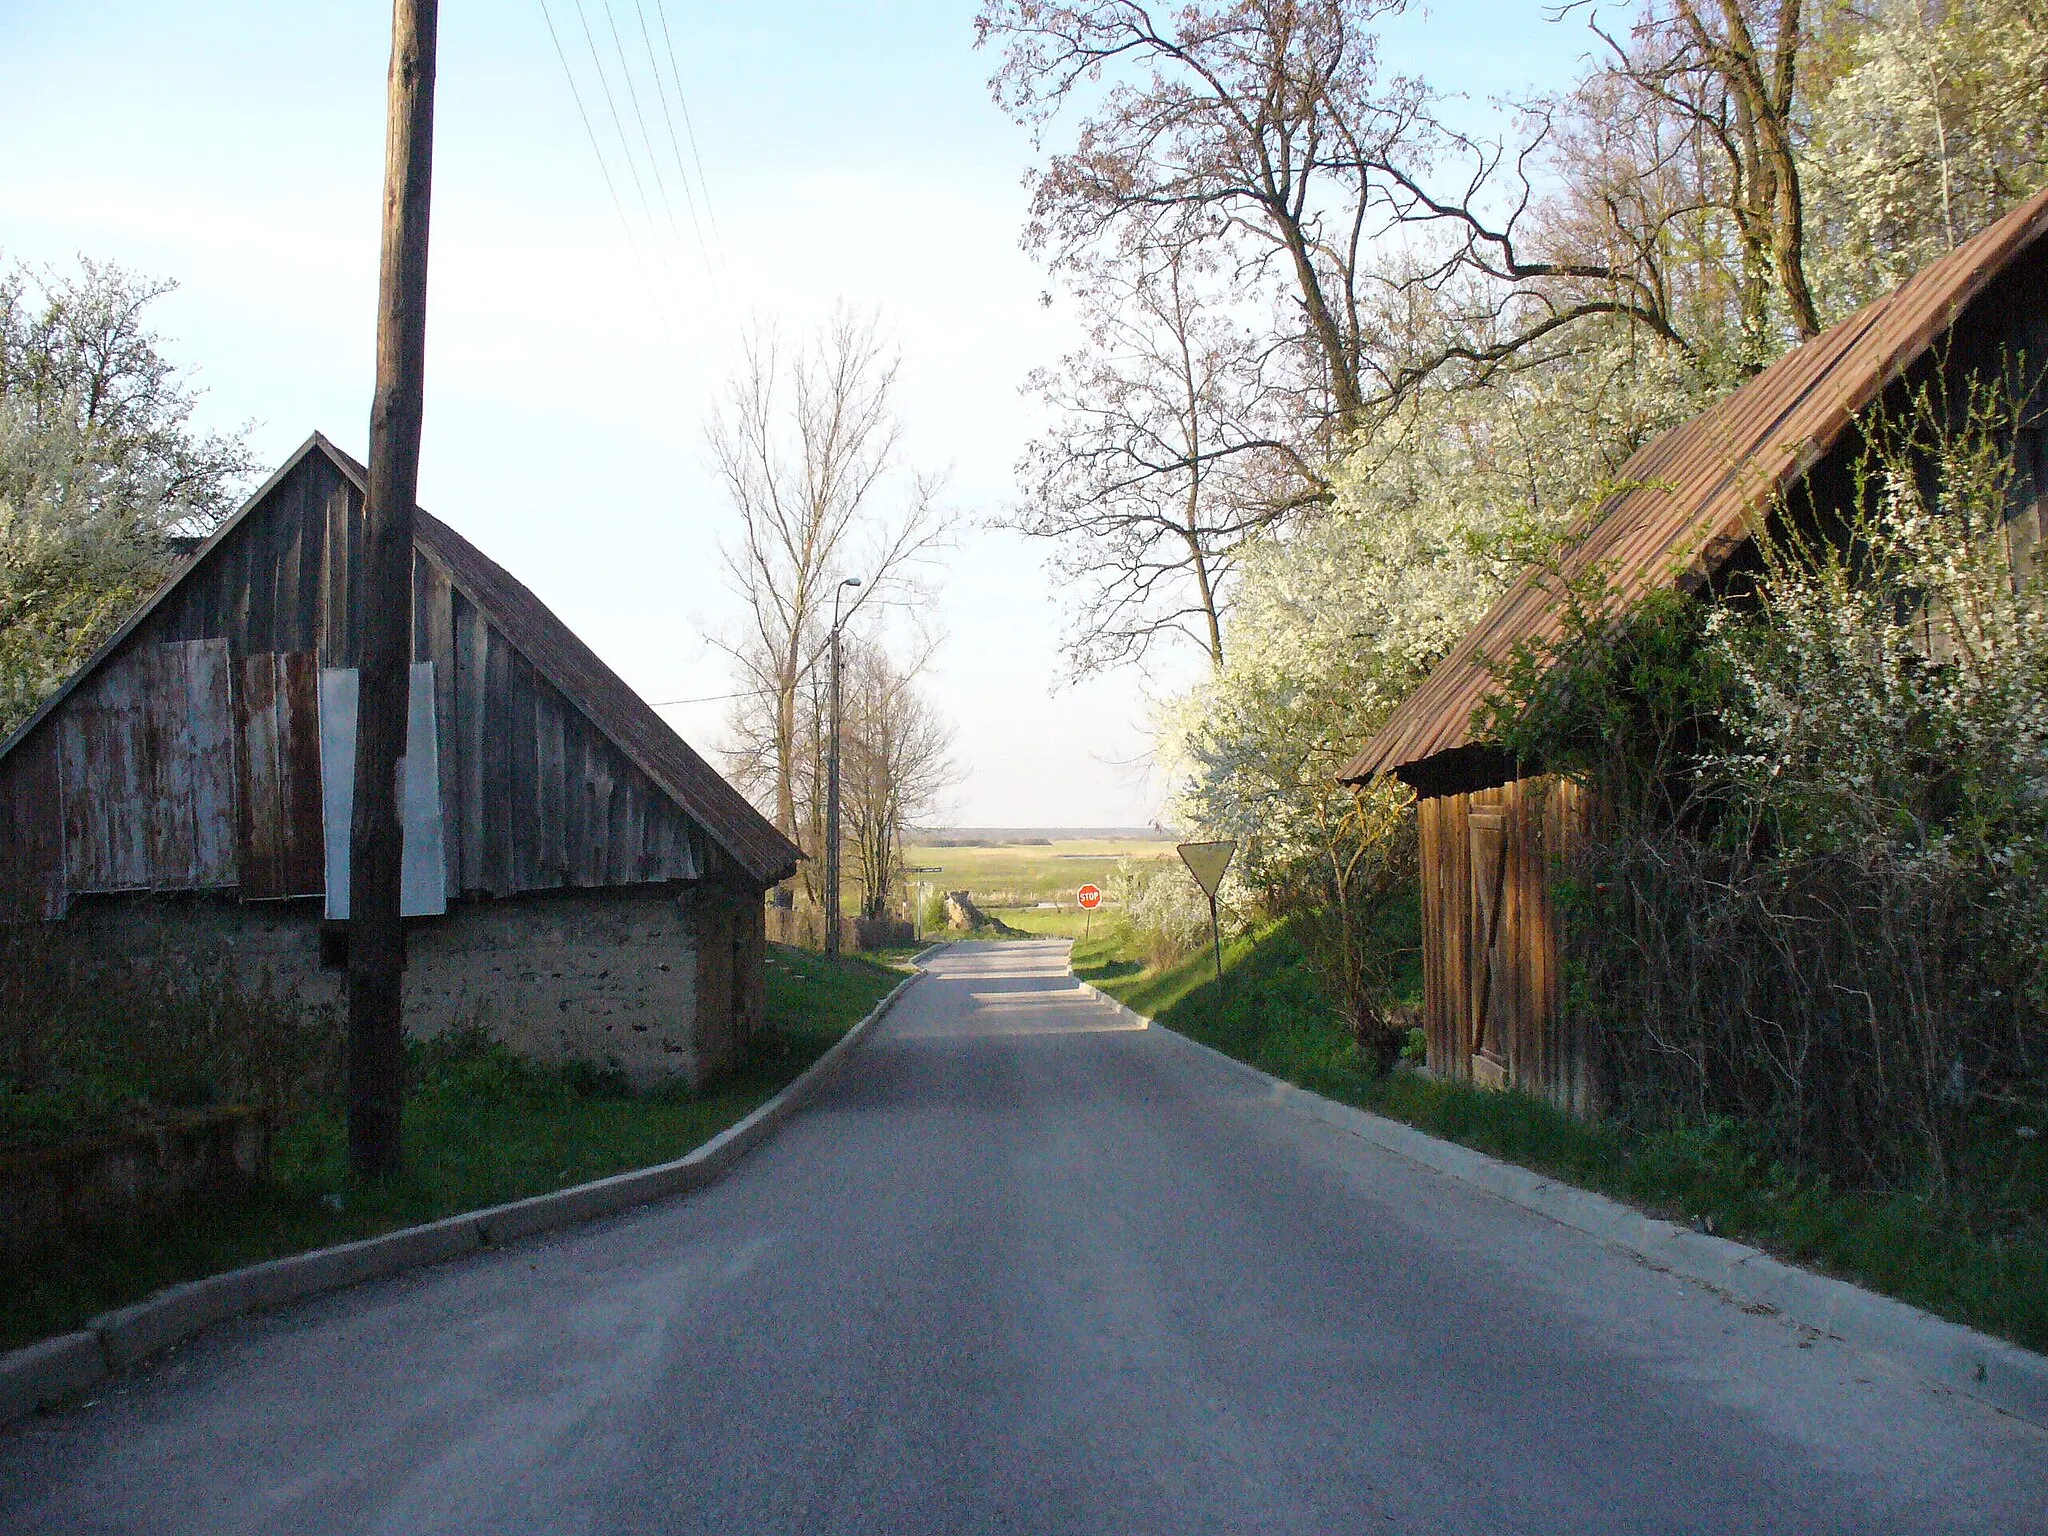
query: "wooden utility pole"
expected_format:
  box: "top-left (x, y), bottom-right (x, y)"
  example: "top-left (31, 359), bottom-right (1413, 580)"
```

top-left (349, 0), bottom-right (438, 1179)
top-left (825, 623), bottom-right (843, 958)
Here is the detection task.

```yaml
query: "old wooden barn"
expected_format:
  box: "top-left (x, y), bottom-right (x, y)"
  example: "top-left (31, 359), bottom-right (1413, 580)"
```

top-left (0, 433), bottom-right (800, 1086)
top-left (1343, 185), bottom-right (2048, 1113)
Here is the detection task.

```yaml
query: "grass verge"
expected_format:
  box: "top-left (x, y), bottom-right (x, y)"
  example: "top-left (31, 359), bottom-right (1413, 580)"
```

top-left (1053, 913), bottom-right (2048, 1355)
top-left (0, 945), bottom-right (900, 1354)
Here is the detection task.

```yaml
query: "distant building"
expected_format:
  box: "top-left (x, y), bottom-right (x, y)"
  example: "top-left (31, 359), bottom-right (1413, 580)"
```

top-left (1342, 186), bottom-right (2048, 1112)
top-left (0, 434), bottom-right (800, 1086)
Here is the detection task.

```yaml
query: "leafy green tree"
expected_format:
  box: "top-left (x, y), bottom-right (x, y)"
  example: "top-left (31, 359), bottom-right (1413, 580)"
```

top-left (0, 258), bottom-right (254, 735)
top-left (1804, 0), bottom-right (2048, 314)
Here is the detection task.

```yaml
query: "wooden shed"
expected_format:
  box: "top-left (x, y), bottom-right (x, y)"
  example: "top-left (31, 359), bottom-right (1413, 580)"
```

top-left (0, 433), bottom-right (799, 1086)
top-left (1342, 186), bottom-right (2048, 1113)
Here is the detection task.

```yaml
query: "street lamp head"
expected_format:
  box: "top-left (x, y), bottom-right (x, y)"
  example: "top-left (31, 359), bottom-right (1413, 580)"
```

top-left (842, 576), bottom-right (863, 589)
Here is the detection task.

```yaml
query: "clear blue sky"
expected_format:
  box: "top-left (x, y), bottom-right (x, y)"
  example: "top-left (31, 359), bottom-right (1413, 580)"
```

top-left (0, 1), bottom-right (1596, 826)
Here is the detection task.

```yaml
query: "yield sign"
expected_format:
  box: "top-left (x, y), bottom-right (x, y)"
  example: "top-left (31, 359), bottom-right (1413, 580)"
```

top-left (1177, 840), bottom-right (1236, 900)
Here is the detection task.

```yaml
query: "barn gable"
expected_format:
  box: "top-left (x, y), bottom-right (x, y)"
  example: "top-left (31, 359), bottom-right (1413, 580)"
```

top-left (1344, 183), bottom-right (2048, 797)
top-left (1336, 187), bottom-right (2048, 1108)
top-left (0, 435), bottom-right (797, 922)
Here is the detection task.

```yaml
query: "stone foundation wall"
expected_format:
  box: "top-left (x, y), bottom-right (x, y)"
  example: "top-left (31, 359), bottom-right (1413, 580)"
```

top-left (51, 883), bottom-right (764, 1089)
top-left (0, 1106), bottom-right (264, 1252)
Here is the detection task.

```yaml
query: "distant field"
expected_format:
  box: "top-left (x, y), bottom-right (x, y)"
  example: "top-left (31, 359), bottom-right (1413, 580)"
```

top-left (902, 836), bottom-right (1178, 908)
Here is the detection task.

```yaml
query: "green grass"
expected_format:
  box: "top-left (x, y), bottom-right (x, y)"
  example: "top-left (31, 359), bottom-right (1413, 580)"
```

top-left (903, 837), bottom-right (1176, 909)
top-left (1070, 916), bottom-right (2048, 1355)
top-left (0, 945), bottom-right (899, 1354)
top-left (983, 905), bottom-right (1123, 941)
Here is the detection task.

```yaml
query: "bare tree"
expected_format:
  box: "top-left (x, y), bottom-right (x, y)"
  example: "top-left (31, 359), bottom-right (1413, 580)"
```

top-left (1369, 0), bottom-right (1823, 395)
top-left (979, 0), bottom-right (1426, 438)
top-left (840, 639), bottom-right (959, 921)
top-left (707, 308), bottom-right (951, 892)
top-left (1015, 232), bottom-right (1313, 674)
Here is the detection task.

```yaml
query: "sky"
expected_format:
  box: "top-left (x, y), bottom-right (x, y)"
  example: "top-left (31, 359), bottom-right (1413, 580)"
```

top-left (0, 1), bottom-right (1598, 827)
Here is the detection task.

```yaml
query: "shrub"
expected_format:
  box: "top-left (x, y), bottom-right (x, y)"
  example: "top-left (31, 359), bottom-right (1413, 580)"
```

top-left (1487, 374), bottom-right (2048, 1196)
top-left (1111, 856), bottom-right (1244, 969)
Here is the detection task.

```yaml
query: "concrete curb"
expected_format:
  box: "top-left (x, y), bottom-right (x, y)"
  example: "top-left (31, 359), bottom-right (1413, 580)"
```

top-left (1, 967), bottom-right (923, 1425)
top-left (1076, 978), bottom-right (2048, 1429)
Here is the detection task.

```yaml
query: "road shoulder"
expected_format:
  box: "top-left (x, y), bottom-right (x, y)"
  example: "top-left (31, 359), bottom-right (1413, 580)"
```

top-left (1076, 974), bottom-right (2048, 1430)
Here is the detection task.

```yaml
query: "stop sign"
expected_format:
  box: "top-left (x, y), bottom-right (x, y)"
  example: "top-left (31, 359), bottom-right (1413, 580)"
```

top-left (1077, 884), bottom-right (1102, 910)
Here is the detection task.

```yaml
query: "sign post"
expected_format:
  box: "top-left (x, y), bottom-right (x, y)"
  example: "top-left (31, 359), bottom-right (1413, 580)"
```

top-left (1077, 882), bottom-right (1101, 940)
top-left (1177, 840), bottom-right (1236, 1010)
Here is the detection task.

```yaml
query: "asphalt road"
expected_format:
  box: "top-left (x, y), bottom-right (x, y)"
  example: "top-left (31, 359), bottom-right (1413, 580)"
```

top-left (5, 940), bottom-right (2045, 1534)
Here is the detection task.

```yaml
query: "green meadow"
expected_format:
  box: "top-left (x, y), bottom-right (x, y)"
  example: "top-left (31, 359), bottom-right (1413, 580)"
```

top-left (901, 832), bottom-right (1179, 911)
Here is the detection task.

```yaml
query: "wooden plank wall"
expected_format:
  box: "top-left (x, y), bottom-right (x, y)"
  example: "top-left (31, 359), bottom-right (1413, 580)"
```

top-left (235, 652), bottom-right (325, 899)
top-left (54, 639), bottom-right (238, 897)
top-left (1417, 774), bottom-right (1590, 1113)
top-left (0, 732), bottom-right (65, 921)
top-left (1, 447), bottom-right (707, 910)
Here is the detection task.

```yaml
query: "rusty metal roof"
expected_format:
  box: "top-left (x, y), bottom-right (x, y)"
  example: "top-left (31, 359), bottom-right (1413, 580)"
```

top-left (0, 433), bottom-right (800, 888)
top-left (1342, 184), bottom-right (2048, 790)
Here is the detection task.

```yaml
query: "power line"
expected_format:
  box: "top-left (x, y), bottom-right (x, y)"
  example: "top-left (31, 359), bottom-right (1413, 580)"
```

top-left (634, 0), bottom-right (718, 284)
top-left (537, 0), bottom-right (676, 335)
top-left (603, 0), bottom-right (687, 248)
top-left (573, 0), bottom-right (668, 276)
top-left (651, 686), bottom-right (763, 708)
top-left (649, 625), bottom-right (850, 711)
top-left (652, 0), bottom-right (729, 276)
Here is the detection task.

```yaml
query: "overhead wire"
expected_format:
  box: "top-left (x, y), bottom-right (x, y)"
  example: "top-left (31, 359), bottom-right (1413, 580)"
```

top-left (537, 0), bottom-right (668, 322)
top-left (649, 622), bottom-right (855, 711)
top-left (573, 0), bottom-right (670, 280)
top-left (634, 0), bottom-right (720, 288)
top-left (602, 1), bottom-right (688, 249)
top-left (652, 0), bottom-right (731, 279)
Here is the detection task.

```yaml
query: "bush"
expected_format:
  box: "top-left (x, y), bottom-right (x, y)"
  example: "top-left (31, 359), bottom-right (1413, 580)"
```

top-left (1487, 375), bottom-right (2048, 1197)
top-left (1563, 836), bottom-right (2041, 1190)
top-left (1111, 856), bottom-right (1242, 968)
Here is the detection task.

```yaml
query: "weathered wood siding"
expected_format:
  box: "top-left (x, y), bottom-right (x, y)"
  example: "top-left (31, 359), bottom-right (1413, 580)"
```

top-left (0, 447), bottom-right (711, 919)
top-left (235, 651), bottom-right (325, 900)
top-left (54, 638), bottom-right (238, 898)
top-left (0, 731), bottom-right (64, 921)
top-left (1418, 774), bottom-right (1590, 1114)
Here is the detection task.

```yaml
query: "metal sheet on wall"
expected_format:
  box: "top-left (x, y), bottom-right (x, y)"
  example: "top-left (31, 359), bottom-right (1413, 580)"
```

top-left (320, 662), bottom-right (447, 919)
top-left (57, 639), bottom-right (237, 895)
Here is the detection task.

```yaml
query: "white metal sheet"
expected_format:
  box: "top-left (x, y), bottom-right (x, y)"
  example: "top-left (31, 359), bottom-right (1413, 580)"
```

top-left (320, 662), bottom-right (447, 919)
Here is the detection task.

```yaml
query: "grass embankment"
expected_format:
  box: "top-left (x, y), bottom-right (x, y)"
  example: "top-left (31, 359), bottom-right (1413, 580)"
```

top-left (1010, 907), bottom-right (2048, 1355)
top-left (0, 945), bottom-right (899, 1354)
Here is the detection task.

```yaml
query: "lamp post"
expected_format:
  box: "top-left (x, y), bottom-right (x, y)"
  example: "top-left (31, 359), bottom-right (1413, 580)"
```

top-left (825, 576), bottom-right (862, 957)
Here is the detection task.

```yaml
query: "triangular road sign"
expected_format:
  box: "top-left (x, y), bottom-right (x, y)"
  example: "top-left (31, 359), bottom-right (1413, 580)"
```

top-left (1178, 840), bottom-right (1236, 900)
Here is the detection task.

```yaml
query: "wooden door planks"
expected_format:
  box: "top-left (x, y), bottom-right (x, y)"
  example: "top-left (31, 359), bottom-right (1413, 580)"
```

top-left (1416, 774), bottom-right (1590, 1109)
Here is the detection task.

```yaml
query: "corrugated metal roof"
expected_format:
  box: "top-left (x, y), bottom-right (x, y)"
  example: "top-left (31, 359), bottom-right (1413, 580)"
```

top-left (1342, 183), bottom-right (2048, 789)
top-left (0, 433), bottom-right (801, 888)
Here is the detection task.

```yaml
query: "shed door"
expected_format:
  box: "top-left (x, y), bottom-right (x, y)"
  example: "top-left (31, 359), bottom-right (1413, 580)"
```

top-left (1467, 806), bottom-right (1511, 1088)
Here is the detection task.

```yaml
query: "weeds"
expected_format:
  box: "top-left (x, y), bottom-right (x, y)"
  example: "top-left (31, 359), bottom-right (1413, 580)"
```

top-left (0, 918), bottom-right (340, 1153)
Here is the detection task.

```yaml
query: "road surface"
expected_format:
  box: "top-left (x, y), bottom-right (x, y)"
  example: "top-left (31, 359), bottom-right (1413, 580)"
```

top-left (4, 940), bottom-right (2044, 1534)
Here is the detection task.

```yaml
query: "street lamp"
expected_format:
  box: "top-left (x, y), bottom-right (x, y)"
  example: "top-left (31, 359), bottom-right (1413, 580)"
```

top-left (825, 576), bottom-right (862, 957)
